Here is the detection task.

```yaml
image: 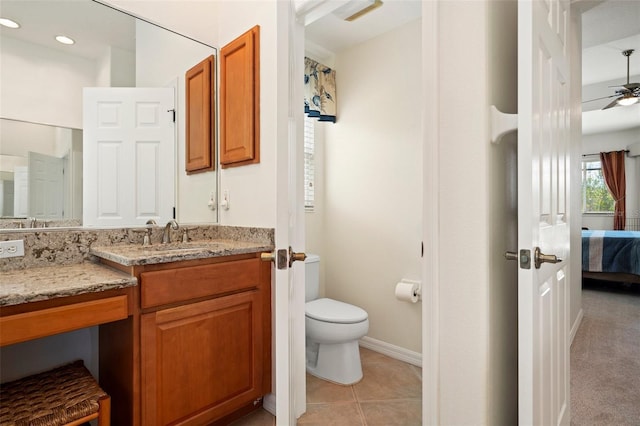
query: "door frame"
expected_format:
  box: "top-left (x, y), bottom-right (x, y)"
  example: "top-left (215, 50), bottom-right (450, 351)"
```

top-left (421, 1), bottom-right (440, 424)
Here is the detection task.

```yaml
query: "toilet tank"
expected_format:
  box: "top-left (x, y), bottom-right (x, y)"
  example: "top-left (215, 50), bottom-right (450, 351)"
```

top-left (305, 253), bottom-right (320, 302)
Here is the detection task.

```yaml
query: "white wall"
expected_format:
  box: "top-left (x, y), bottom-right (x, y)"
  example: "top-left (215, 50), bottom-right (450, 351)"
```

top-left (0, 119), bottom-right (59, 158)
top-left (436, 2), bottom-right (490, 422)
top-left (0, 37), bottom-right (97, 129)
top-left (581, 127), bottom-right (640, 230)
top-left (313, 20), bottom-right (422, 354)
top-left (216, 2), bottom-right (279, 228)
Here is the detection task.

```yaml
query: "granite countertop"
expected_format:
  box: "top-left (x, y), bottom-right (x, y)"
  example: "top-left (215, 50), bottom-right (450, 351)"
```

top-left (89, 239), bottom-right (274, 266)
top-left (0, 262), bottom-right (137, 307)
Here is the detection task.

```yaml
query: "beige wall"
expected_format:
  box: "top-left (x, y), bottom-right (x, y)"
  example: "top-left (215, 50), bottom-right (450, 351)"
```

top-left (435, 1), bottom-right (518, 423)
top-left (307, 19), bottom-right (423, 354)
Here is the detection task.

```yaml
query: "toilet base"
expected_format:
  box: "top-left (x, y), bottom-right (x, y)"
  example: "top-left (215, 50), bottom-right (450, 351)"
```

top-left (306, 340), bottom-right (363, 385)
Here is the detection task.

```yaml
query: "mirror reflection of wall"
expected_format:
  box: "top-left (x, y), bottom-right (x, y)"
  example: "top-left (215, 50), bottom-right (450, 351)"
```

top-left (0, 0), bottom-right (218, 228)
top-left (0, 119), bottom-right (82, 222)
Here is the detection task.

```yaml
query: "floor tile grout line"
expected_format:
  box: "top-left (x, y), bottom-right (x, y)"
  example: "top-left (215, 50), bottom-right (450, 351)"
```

top-left (357, 398), bottom-right (423, 403)
top-left (355, 401), bottom-right (367, 426)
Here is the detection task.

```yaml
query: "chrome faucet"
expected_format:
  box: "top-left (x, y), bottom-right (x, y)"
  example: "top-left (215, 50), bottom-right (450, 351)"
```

top-left (162, 219), bottom-right (179, 244)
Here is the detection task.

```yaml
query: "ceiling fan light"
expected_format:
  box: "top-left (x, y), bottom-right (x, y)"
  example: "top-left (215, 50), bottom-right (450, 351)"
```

top-left (616, 95), bottom-right (639, 106)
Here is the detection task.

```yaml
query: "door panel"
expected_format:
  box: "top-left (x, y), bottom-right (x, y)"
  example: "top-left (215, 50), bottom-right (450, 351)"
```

top-left (28, 152), bottom-right (64, 219)
top-left (518, 0), bottom-right (571, 424)
top-left (83, 88), bottom-right (174, 227)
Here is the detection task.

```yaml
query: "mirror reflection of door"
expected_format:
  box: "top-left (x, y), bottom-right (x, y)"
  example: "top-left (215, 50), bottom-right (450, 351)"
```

top-left (28, 152), bottom-right (64, 219)
top-left (83, 87), bottom-right (175, 227)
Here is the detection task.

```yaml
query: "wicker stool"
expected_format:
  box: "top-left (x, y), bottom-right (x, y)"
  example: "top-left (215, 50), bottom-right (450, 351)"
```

top-left (0, 360), bottom-right (110, 426)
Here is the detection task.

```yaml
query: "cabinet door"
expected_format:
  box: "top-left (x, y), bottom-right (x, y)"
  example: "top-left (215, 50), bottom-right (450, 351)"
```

top-left (185, 55), bottom-right (214, 174)
top-left (220, 26), bottom-right (260, 168)
top-left (141, 290), bottom-right (264, 425)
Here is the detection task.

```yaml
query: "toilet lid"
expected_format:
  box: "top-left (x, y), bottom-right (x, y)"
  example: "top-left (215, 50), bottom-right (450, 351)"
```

top-left (305, 298), bottom-right (368, 324)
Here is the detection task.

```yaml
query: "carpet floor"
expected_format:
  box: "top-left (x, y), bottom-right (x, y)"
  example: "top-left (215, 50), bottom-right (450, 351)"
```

top-left (571, 280), bottom-right (640, 425)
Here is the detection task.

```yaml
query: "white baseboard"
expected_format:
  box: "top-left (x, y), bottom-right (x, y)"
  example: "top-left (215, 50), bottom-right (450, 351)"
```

top-left (359, 336), bottom-right (422, 367)
top-left (570, 308), bottom-right (584, 346)
top-left (263, 393), bottom-right (276, 416)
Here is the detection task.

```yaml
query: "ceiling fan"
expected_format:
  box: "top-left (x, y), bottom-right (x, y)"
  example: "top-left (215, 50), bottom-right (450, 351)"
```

top-left (583, 49), bottom-right (640, 109)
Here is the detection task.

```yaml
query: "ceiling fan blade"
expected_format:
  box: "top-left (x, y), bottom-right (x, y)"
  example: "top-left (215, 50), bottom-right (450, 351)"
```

top-left (623, 83), bottom-right (640, 90)
top-left (602, 98), bottom-right (620, 110)
top-left (582, 94), bottom-right (617, 103)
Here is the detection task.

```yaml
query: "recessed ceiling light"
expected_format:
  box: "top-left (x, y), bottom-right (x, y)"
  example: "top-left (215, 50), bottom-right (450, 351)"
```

top-left (55, 35), bottom-right (75, 45)
top-left (0, 18), bottom-right (21, 29)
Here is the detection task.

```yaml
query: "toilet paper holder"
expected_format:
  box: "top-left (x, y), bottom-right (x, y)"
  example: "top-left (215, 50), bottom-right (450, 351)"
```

top-left (395, 279), bottom-right (422, 303)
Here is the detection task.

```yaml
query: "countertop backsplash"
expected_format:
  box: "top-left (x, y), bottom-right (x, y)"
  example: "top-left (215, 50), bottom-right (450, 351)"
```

top-left (0, 225), bottom-right (274, 272)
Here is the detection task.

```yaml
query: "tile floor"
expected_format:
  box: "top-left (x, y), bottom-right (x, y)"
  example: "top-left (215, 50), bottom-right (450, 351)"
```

top-left (231, 347), bottom-right (422, 425)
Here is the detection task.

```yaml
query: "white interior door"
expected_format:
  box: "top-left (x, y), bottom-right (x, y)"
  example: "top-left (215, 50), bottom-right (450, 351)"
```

top-left (83, 87), bottom-right (174, 227)
top-left (270, 2), bottom-right (307, 424)
top-left (28, 151), bottom-right (64, 219)
top-left (518, 0), bottom-right (571, 424)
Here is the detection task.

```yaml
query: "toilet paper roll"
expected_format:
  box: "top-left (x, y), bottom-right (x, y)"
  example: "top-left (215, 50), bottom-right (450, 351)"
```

top-left (395, 282), bottom-right (419, 303)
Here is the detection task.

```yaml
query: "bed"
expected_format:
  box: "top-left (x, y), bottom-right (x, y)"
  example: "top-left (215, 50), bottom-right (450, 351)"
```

top-left (582, 230), bottom-right (640, 283)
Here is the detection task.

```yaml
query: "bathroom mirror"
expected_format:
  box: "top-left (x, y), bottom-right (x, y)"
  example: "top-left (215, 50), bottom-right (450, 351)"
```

top-left (0, 0), bottom-right (218, 228)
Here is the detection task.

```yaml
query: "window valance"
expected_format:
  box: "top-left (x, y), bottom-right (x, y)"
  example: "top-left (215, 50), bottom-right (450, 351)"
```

top-left (304, 57), bottom-right (336, 123)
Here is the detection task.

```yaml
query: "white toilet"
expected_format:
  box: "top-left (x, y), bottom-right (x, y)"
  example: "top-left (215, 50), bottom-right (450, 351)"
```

top-left (305, 254), bottom-right (369, 385)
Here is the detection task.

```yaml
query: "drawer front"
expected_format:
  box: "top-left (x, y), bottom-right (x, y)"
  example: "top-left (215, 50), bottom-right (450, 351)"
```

top-left (0, 296), bottom-right (128, 347)
top-left (141, 258), bottom-right (260, 309)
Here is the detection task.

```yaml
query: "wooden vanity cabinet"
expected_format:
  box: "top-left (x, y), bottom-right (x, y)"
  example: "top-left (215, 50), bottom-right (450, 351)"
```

top-left (100, 254), bottom-right (271, 426)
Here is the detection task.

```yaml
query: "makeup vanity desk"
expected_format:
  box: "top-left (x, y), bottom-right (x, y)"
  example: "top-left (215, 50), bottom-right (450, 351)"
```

top-left (0, 262), bottom-right (136, 347)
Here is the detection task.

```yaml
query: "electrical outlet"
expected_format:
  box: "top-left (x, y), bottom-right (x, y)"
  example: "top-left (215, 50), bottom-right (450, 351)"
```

top-left (0, 240), bottom-right (25, 259)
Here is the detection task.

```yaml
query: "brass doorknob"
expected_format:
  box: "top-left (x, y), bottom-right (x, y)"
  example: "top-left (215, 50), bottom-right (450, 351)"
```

top-left (534, 247), bottom-right (562, 269)
top-left (288, 247), bottom-right (307, 268)
top-left (260, 252), bottom-right (275, 262)
top-left (504, 251), bottom-right (518, 261)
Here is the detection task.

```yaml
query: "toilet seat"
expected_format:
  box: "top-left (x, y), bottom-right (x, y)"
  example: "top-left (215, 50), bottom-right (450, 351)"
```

top-left (305, 298), bottom-right (368, 324)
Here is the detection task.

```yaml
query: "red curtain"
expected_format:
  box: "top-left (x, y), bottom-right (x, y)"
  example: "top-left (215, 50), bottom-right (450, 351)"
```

top-left (599, 151), bottom-right (626, 230)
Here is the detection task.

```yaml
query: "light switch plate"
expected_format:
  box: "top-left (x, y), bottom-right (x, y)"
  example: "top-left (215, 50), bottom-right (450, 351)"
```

top-left (0, 240), bottom-right (25, 258)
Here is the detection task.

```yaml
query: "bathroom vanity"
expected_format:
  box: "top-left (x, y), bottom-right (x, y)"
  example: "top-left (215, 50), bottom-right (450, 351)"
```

top-left (97, 247), bottom-right (272, 426)
top-left (0, 227), bottom-right (274, 426)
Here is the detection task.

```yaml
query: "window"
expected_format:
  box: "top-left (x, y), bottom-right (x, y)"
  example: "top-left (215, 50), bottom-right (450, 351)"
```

top-left (581, 158), bottom-right (614, 213)
top-left (304, 117), bottom-right (315, 211)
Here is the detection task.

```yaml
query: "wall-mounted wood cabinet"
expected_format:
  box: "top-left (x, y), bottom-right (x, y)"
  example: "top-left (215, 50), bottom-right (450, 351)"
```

top-left (220, 26), bottom-right (260, 168)
top-left (185, 55), bottom-right (214, 173)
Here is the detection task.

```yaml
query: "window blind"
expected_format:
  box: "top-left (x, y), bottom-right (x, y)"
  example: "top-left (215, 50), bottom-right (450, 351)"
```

top-left (304, 117), bottom-right (315, 211)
